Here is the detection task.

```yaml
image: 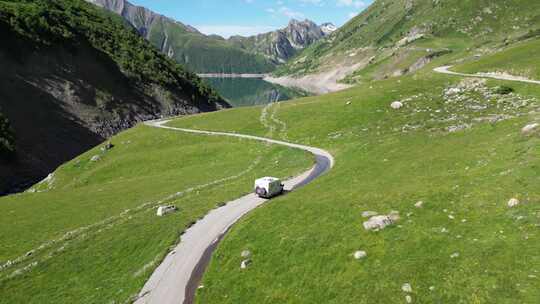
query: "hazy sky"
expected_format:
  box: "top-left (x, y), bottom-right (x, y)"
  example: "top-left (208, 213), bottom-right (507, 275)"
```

top-left (129, 0), bottom-right (373, 38)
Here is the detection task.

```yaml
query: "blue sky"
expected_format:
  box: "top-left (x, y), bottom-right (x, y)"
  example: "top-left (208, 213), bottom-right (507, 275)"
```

top-left (129, 0), bottom-right (373, 38)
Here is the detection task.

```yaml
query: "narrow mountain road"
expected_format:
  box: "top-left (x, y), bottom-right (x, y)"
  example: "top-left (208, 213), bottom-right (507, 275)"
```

top-left (434, 66), bottom-right (540, 85)
top-left (136, 120), bottom-right (334, 304)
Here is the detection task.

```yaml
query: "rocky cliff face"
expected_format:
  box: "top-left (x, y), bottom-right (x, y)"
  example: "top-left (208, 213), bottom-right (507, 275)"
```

top-left (230, 19), bottom-right (336, 63)
top-left (88, 0), bottom-right (198, 39)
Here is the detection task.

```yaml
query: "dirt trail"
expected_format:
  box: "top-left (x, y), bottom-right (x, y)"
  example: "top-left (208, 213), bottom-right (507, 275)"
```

top-left (134, 119), bottom-right (334, 304)
top-left (434, 66), bottom-right (540, 85)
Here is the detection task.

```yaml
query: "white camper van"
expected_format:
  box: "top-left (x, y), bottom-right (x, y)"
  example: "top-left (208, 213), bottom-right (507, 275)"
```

top-left (254, 177), bottom-right (284, 198)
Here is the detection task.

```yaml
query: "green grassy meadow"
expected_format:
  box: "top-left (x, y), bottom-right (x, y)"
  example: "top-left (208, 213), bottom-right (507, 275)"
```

top-left (169, 68), bottom-right (540, 303)
top-left (454, 39), bottom-right (540, 80)
top-left (0, 125), bottom-right (312, 303)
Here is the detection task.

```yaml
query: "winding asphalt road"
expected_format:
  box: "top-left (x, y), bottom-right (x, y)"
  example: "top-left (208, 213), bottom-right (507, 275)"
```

top-left (434, 66), bottom-right (540, 85)
top-left (135, 120), bottom-right (334, 304)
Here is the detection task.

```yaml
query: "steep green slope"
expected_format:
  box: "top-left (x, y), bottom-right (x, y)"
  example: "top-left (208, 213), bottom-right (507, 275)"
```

top-left (0, 0), bottom-right (229, 194)
top-left (88, 0), bottom-right (276, 73)
top-left (0, 124), bottom-right (312, 303)
top-left (144, 20), bottom-right (276, 74)
top-left (276, 0), bottom-right (540, 83)
top-left (170, 65), bottom-right (540, 303)
top-left (454, 38), bottom-right (540, 79)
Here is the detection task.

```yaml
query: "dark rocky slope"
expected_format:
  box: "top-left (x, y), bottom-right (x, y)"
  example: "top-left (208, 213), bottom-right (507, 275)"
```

top-left (0, 0), bottom-right (229, 194)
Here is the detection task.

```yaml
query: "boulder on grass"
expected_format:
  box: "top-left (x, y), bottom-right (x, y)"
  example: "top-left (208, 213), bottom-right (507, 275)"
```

top-left (507, 198), bottom-right (520, 208)
top-left (363, 211), bottom-right (400, 231)
top-left (521, 123), bottom-right (538, 135)
top-left (240, 259), bottom-right (251, 269)
top-left (156, 205), bottom-right (178, 216)
top-left (391, 101), bottom-right (404, 110)
top-left (90, 155), bottom-right (101, 162)
top-left (353, 250), bottom-right (367, 260)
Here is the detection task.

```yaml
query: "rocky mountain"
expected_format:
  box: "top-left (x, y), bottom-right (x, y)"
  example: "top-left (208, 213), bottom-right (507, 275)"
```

top-left (0, 0), bottom-right (229, 195)
top-left (87, 0), bottom-right (334, 72)
top-left (87, 0), bottom-right (277, 73)
top-left (320, 23), bottom-right (338, 35)
top-left (229, 19), bottom-right (336, 63)
top-left (87, 0), bottom-right (200, 37)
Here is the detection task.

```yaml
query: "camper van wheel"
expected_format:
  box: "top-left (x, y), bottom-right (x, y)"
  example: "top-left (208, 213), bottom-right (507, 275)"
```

top-left (255, 187), bottom-right (267, 197)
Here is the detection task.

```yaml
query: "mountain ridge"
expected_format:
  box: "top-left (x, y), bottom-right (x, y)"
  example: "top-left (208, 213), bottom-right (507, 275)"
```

top-left (86, 0), bottom-right (334, 72)
top-left (229, 19), bottom-right (336, 63)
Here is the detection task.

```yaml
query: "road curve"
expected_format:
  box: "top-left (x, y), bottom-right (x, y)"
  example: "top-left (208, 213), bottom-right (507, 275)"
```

top-left (135, 119), bottom-right (335, 304)
top-left (434, 66), bottom-right (540, 85)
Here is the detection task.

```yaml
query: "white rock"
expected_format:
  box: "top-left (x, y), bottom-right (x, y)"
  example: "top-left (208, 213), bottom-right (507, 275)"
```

top-left (353, 250), bottom-right (367, 260)
top-left (507, 198), bottom-right (520, 208)
top-left (391, 101), bottom-right (404, 109)
top-left (389, 210), bottom-right (401, 222)
top-left (363, 212), bottom-right (399, 231)
top-left (402, 283), bottom-right (413, 293)
top-left (521, 123), bottom-right (538, 134)
top-left (241, 250), bottom-right (251, 258)
top-left (361, 211), bottom-right (378, 218)
top-left (405, 295), bottom-right (413, 303)
top-left (446, 87), bottom-right (462, 95)
top-left (414, 201), bottom-right (424, 208)
top-left (156, 205), bottom-right (178, 216)
top-left (240, 259), bottom-right (251, 269)
top-left (450, 252), bottom-right (460, 259)
top-left (90, 155), bottom-right (101, 162)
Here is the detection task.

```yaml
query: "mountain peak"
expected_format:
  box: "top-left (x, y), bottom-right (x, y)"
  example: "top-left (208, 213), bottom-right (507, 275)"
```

top-left (320, 22), bottom-right (337, 35)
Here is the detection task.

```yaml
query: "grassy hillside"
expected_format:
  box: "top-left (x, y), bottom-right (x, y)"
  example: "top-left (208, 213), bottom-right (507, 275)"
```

top-left (0, 0), bottom-right (220, 99)
top-left (454, 38), bottom-right (540, 79)
top-left (146, 21), bottom-right (276, 74)
top-left (0, 124), bottom-right (312, 303)
top-left (89, 0), bottom-right (277, 74)
top-left (169, 64), bottom-right (540, 303)
top-left (275, 0), bottom-right (540, 83)
top-left (0, 0), bottom-right (228, 194)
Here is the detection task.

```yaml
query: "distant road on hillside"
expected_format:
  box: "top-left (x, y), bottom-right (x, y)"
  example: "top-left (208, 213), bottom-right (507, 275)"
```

top-left (434, 66), bottom-right (540, 85)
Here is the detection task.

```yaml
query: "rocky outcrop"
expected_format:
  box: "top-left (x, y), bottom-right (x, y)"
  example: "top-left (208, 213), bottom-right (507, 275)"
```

top-left (230, 19), bottom-right (336, 63)
top-left (87, 0), bottom-right (198, 39)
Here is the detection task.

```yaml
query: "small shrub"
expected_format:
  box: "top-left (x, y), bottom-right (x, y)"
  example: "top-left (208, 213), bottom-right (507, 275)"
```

top-left (494, 86), bottom-right (514, 95)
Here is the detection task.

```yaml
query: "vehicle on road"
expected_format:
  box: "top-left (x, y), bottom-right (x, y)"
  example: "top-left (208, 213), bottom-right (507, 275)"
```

top-left (254, 177), bottom-right (284, 198)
